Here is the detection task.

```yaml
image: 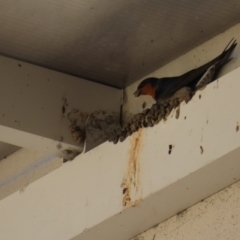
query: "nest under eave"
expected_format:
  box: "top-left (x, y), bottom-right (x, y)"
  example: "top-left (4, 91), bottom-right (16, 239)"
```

top-left (107, 89), bottom-right (194, 144)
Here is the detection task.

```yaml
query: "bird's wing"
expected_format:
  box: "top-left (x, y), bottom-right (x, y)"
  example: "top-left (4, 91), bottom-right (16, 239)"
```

top-left (156, 38), bottom-right (237, 100)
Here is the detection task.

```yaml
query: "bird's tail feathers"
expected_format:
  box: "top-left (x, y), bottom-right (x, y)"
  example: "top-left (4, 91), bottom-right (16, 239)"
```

top-left (221, 38), bottom-right (235, 54)
top-left (216, 38), bottom-right (237, 68)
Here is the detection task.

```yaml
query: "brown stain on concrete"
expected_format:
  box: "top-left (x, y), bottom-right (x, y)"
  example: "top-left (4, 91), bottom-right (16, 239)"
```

top-left (236, 122), bottom-right (239, 132)
top-left (200, 146), bottom-right (204, 154)
top-left (121, 129), bottom-right (143, 207)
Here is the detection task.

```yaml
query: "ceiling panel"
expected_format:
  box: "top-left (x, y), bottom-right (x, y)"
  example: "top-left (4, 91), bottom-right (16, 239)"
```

top-left (0, 0), bottom-right (240, 88)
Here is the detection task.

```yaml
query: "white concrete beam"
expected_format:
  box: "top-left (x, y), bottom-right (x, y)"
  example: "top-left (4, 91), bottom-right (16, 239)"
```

top-left (0, 57), bottom-right (121, 160)
top-left (0, 148), bottom-right (62, 201)
top-left (0, 63), bottom-right (240, 240)
top-left (1, 24), bottom-right (240, 240)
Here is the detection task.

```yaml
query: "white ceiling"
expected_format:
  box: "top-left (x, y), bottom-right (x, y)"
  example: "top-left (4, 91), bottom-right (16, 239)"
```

top-left (0, 0), bottom-right (240, 88)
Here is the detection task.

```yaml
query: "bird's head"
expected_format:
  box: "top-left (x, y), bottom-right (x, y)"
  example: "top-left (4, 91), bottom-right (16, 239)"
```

top-left (133, 77), bottom-right (158, 100)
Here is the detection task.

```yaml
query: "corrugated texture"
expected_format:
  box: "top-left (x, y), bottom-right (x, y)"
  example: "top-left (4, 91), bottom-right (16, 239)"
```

top-left (0, 0), bottom-right (240, 88)
top-left (132, 181), bottom-right (240, 240)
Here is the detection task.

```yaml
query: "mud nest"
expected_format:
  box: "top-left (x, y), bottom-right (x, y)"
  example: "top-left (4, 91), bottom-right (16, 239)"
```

top-left (107, 95), bottom-right (192, 144)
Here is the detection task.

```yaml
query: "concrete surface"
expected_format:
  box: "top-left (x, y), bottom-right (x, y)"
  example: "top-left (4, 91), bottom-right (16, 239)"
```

top-left (132, 180), bottom-right (240, 240)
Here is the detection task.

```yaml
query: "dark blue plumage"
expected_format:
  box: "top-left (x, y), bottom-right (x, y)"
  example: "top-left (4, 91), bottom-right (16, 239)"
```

top-left (134, 39), bottom-right (237, 101)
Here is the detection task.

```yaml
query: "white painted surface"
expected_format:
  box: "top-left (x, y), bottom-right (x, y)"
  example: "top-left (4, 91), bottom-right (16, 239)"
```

top-left (1, 24), bottom-right (240, 240)
top-left (0, 66), bottom-right (240, 240)
top-left (0, 149), bottom-right (62, 201)
top-left (0, 56), bottom-right (121, 159)
top-left (132, 180), bottom-right (240, 240)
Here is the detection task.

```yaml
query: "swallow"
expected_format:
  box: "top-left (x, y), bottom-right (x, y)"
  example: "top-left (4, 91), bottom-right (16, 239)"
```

top-left (134, 38), bottom-right (237, 101)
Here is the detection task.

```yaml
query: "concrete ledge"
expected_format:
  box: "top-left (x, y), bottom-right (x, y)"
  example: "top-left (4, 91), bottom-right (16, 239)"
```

top-left (73, 147), bottom-right (240, 240)
top-left (0, 149), bottom-right (62, 201)
top-left (0, 66), bottom-right (240, 240)
top-left (0, 56), bottom-right (121, 159)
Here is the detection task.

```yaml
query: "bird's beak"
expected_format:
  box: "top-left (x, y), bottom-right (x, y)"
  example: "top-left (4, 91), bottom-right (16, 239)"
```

top-left (134, 89), bottom-right (140, 97)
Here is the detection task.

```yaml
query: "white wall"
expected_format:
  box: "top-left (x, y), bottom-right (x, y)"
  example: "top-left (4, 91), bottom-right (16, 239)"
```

top-left (132, 180), bottom-right (240, 240)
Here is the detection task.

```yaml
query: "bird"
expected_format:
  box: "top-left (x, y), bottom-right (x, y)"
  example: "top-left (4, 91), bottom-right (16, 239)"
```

top-left (134, 38), bottom-right (237, 102)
